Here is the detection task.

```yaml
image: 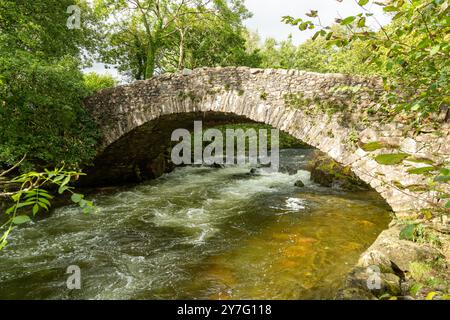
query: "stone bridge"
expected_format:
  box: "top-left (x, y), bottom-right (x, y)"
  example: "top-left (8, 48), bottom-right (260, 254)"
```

top-left (83, 67), bottom-right (449, 215)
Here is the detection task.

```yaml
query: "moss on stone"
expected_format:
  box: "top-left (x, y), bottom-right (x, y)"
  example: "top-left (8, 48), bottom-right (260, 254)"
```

top-left (283, 92), bottom-right (307, 109)
top-left (409, 261), bottom-right (433, 283)
top-left (374, 153), bottom-right (409, 165)
top-left (308, 153), bottom-right (370, 191)
top-left (259, 91), bottom-right (268, 100)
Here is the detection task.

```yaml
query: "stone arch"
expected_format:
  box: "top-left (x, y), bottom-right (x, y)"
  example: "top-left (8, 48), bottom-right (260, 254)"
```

top-left (83, 67), bottom-right (450, 215)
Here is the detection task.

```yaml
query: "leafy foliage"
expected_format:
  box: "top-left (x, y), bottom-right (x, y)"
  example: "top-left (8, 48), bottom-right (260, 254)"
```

top-left (282, 0), bottom-right (450, 121)
top-left (0, 55), bottom-right (100, 171)
top-left (0, 0), bottom-right (101, 171)
top-left (257, 30), bottom-right (382, 75)
top-left (374, 153), bottom-right (409, 165)
top-left (432, 167), bottom-right (450, 209)
top-left (83, 72), bottom-right (117, 95)
top-left (399, 223), bottom-right (419, 241)
top-left (0, 167), bottom-right (95, 250)
top-left (95, 0), bottom-right (259, 80)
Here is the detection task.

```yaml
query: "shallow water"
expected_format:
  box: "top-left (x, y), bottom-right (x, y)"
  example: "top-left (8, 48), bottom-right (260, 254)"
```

top-left (0, 149), bottom-right (391, 299)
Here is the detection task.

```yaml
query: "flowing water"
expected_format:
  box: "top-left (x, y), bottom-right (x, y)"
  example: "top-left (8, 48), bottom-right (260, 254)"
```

top-left (0, 149), bottom-right (391, 299)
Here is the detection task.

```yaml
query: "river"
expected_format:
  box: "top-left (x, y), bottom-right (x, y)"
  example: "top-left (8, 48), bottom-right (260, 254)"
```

top-left (0, 149), bottom-right (391, 299)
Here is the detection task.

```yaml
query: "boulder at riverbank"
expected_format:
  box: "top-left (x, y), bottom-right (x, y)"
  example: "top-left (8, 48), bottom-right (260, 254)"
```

top-left (336, 220), bottom-right (449, 300)
top-left (308, 151), bottom-right (370, 191)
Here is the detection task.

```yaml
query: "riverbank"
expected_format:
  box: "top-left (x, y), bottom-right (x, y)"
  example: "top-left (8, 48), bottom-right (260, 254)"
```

top-left (302, 152), bottom-right (449, 300)
top-left (336, 217), bottom-right (449, 300)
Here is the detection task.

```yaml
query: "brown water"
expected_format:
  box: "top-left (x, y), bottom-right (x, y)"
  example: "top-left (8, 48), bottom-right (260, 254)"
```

top-left (0, 149), bottom-right (391, 299)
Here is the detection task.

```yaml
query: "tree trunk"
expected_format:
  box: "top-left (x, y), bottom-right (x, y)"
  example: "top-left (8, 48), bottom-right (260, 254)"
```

top-left (145, 47), bottom-right (156, 79)
top-left (177, 29), bottom-right (186, 70)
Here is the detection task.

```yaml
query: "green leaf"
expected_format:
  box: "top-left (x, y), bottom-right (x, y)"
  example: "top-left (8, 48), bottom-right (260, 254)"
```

top-left (386, 60), bottom-right (394, 70)
top-left (411, 103), bottom-right (421, 111)
top-left (37, 190), bottom-right (54, 199)
top-left (383, 6), bottom-right (399, 12)
top-left (399, 224), bottom-right (417, 241)
top-left (5, 205), bottom-right (16, 215)
top-left (305, 10), bottom-right (318, 18)
top-left (407, 166), bottom-right (436, 175)
top-left (358, 0), bottom-right (369, 5)
top-left (24, 190), bottom-right (37, 198)
top-left (430, 45), bottom-right (440, 56)
top-left (12, 215), bottom-right (31, 225)
top-left (52, 175), bottom-right (66, 183)
top-left (32, 204), bottom-right (39, 216)
top-left (341, 16), bottom-right (356, 25)
top-left (425, 292), bottom-right (437, 300)
top-left (392, 11), bottom-right (405, 20)
top-left (60, 175), bottom-right (71, 188)
top-left (361, 141), bottom-right (389, 152)
top-left (11, 192), bottom-right (22, 202)
top-left (410, 283), bottom-right (423, 296)
top-left (434, 175), bottom-right (450, 182)
top-left (58, 185), bottom-right (68, 194)
top-left (312, 31), bottom-right (321, 40)
top-left (357, 17), bottom-right (366, 28)
top-left (15, 201), bottom-right (36, 209)
top-left (79, 199), bottom-right (87, 208)
top-left (0, 240), bottom-right (8, 250)
top-left (374, 153), bottom-right (409, 165)
top-left (71, 193), bottom-right (84, 203)
top-left (38, 202), bottom-right (49, 211)
top-left (39, 197), bottom-right (51, 206)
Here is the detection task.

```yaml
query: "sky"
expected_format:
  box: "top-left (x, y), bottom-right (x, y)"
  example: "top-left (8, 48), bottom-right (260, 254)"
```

top-left (244, 0), bottom-right (391, 45)
top-left (87, 0), bottom-right (391, 78)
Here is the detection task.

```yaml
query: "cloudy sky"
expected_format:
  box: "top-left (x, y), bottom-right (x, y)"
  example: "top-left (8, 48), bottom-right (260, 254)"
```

top-left (87, 0), bottom-right (391, 78)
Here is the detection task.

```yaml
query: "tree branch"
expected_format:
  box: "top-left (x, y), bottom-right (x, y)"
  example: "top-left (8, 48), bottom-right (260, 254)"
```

top-left (0, 154), bottom-right (26, 178)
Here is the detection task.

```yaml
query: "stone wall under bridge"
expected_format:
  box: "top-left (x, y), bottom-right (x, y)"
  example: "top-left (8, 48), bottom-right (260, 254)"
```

top-left (83, 67), bottom-right (450, 216)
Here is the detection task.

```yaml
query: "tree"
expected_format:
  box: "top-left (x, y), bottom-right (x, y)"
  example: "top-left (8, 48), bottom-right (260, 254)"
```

top-left (255, 27), bottom-right (382, 75)
top-left (84, 72), bottom-right (117, 95)
top-left (0, 0), bottom-right (101, 171)
top-left (96, 0), bottom-right (257, 80)
top-left (283, 0), bottom-right (449, 121)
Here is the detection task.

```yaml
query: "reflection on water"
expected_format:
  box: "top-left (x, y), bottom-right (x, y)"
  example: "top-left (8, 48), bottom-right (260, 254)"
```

top-left (0, 149), bottom-right (391, 299)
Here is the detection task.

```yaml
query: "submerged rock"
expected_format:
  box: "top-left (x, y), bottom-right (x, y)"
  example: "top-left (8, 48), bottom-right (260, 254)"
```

top-left (280, 164), bottom-right (299, 176)
top-left (336, 267), bottom-right (401, 299)
top-left (294, 180), bottom-right (305, 188)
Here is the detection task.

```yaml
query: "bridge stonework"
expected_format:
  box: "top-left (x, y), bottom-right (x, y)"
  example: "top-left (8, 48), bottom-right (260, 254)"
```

top-left (84, 67), bottom-right (449, 215)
